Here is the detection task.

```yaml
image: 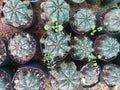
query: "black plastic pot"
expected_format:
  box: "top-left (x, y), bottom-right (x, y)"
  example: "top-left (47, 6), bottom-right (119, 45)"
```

top-left (94, 34), bottom-right (119, 62)
top-left (12, 64), bottom-right (47, 90)
top-left (29, 0), bottom-right (41, 7)
top-left (86, 0), bottom-right (100, 4)
top-left (8, 31), bottom-right (37, 64)
top-left (80, 63), bottom-right (101, 88)
top-left (0, 38), bottom-right (11, 67)
top-left (0, 68), bottom-right (13, 90)
top-left (1, 0), bottom-right (35, 30)
top-left (96, 7), bottom-right (120, 37)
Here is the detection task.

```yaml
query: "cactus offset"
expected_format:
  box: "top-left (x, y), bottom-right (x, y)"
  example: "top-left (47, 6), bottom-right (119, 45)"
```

top-left (2, 0), bottom-right (33, 28)
top-left (72, 36), bottom-right (94, 60)
top-left (50, 62), bottom-right (80, 90)
top-left (71, 9), bottom-right (96, 32)
top-left (41, 0), bottom-right (70, 23)
top-left (71, 0), bottom-right (85, 4)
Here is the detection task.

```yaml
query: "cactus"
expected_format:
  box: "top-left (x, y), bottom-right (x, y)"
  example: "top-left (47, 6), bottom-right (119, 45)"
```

top-left (0, 39), bottom-right (7, 65)
top-left (95, 35), bottom-right (120, 60)
top-left (2, 0), bottom-right (33, 28)
top-left (103, 9), bottom-right (120, 33)
top-left (71, 9), bottom-right (96, 32)
top-left (0, 69), bottom-right (12, 90)
top-left (40, 32), bottom-right (71, 61)
top-left (70, 0), bottom-right (85, 4)
top-left (50, 61), bottom-right (80, 90)
top-left (80, 63), bottom-right (101, 87)
top-left (102, 64), bottom-right (120, 86)
top-left (72, 36), bottom-right (94, 60)
top-left (41, 0), bottom-right (70, 23)
top-left (13, 66), bottom-right (46, 90)
top-left (8, 32), bottom-right (36, 64)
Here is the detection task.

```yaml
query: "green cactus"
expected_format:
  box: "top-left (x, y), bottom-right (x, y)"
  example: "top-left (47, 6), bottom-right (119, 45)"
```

top-left (71, 0), bottom-right (85, 4)
top-left (41, 0), bottom-right (70, 23)
top-left (80, 63), bottom-right (100, 87)
top-left (8, 32), bottom-right (36, 64)
top-left (13, 67), bottom-right (46, 90)
top-left (50, 61), bottom-right (80, 90)
top-left (95, 35), bottom-right (120, 60)
top-left (0, 69), bottom-right (12, 90)
top-left (2, 0), bottom-right (33, 28)
top-left (102, 64), bottom-right (120, 86)
top-left (0, 39), bottom-right (7, 65)
top-left (71, 9), bottom-right (96, 32)
top-left (40, 32), bottom-right (71, 60)
top-left (103, 9), bottom-right (120, 32)
top-left (72, 36), bottom-right (94, 60)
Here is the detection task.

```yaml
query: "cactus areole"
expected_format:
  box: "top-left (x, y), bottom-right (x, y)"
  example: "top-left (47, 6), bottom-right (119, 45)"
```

top-left (8, 32), bottom-right (36, 64)
top-left (13, 66), bottom-right (46, 90)
top-left (1, 0), bottom-right (34, 29)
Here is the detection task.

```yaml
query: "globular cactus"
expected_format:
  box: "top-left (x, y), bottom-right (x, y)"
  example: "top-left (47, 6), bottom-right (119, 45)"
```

top-left (40, 32), bottom-right (71, 61)
top-left (50, 61), bottom-right (80, 90)
top-left (94, 35), bottom-right (120, 60)
top-left (41, 0), bottom-right (70, 23)
top-left (80, 63), bottom-right (101, 87)
top-left (0, 69), bottom-right (12, 90)
top-left (2, 0), bottom-right (33, 29)
top-left (102, 64), bottom-right (120, 86)
top-left (103, 9), bottom-right (120, 33)
top-left (70, 9), bottom-right (96, 33)
top-left (13, 66), bottom-right (46, 90)
top-left (8, 32), bottom-right (36, 64)
top-left (72, 36), bottom-right (94, 60)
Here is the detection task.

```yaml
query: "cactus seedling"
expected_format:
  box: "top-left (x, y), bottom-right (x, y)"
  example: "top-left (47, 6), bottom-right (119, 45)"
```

top-left (102, 64), bottom-right (120, 86)
top-left (80, 63), bottom-right (101, 87)
top-left (72, 36), bottom-right (94, 60)
top-left (50, 61), bottom-right (80, 90)
top-left (70, 0), bottom-right (85, 4)
top-left (70, 9), bottom-right (96, 33)
top-left (13, 66), bottom-right (46, 90)
top-left (94, 35), bottom-right (120, 61)
top-left (8, 32), bottom-right (36, 64)
top-left (0, 69), bottom-right (12, 90)
top-left (44, 18), bottom-right (64, 32)
top-left (1, 0), bottom-right (33, 29)
top-left (41, 0), bottom-right (70, 23)
top-left (40, 32), bottom-right (71, 62)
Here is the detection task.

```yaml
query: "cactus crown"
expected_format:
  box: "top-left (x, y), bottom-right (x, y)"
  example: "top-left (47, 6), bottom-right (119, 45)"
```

top-left (102, 64), bottom-right (120, 86)
top-left (50, 62), bottom-right (80, 90)
top-left (42, 0), bottom-right (70, 23)
top-left (96, 35), bottom-right (120, 60)
top-left (41, 32), bottom-right (70, 59)
top-left (0, 70), bottom-right (11, 90)
top-left (2, 0), bottom-right (33, 28)
top-left (8, 32), bottom-right (36, 63)
top-left (71, 9), bottom-right (96, 32)
top-left (0, 39), bottom-right (7, 65)
top-left (13, 67), bottom-right (46, 90)
top-left (80, 63), bottom-right (100, 86)
top-left (103, 9), bottom-right (120, 32)
top-left (72, 36), bottom-right (94, 60)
